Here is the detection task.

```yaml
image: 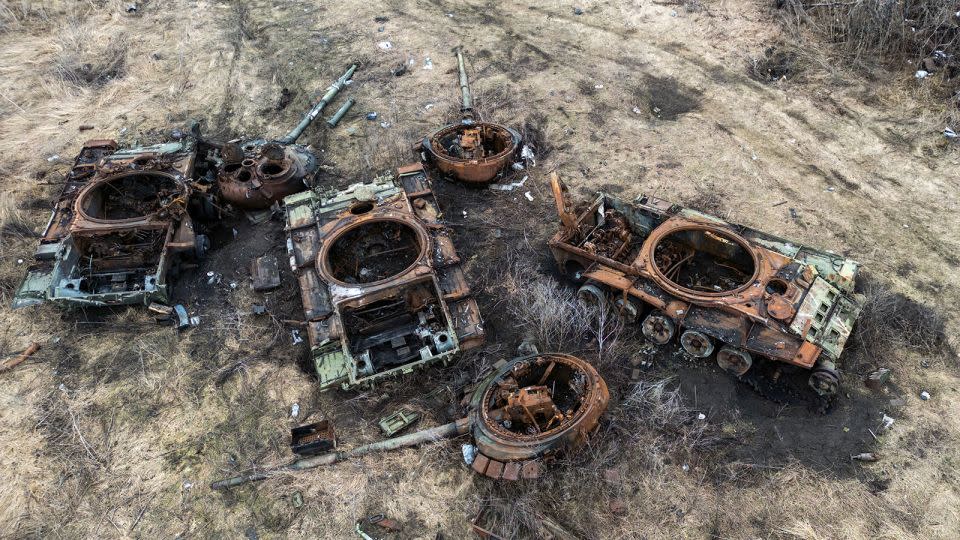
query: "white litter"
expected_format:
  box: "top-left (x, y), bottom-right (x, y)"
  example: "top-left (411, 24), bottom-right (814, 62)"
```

top-left (520, 145), bottom-right (536, 166)
top-left (632, 106), bottom-right (642, 114)
top-left (881, 414), bottom-right (895, 431)
top-left (594, 83), bottom-right (604, 90)
top-left (377, 41), bottom-right (392, 51)
top-left (291, 403), bottom-right (300, 418)
top-left (461, 444), bottom-right (477, 465)
top-left (189, 316), bottom-right (200, 326)
top-left (920, 390), bottom-right (931, 401)
top-left (697, 413), bottom-right (706, 421)
top-left (915, 70), bottom-right (929, 79)
top-left (524, 191), bottom-right (534, 202)
top-left (423, 57), bottom-right (433, 70)
top-left (292, 329), bottom-right (303, 345)
top-left (490, 175), bottom-right (528, 191)
top-left (945, 127), bottom-right (958, 139)
top-left (511, 162), bottom-right (525, 171)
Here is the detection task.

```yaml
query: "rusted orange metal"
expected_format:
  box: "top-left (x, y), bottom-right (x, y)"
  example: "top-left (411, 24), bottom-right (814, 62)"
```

top-left (548, 174), bottom-right (863, 395)
top-left (467, 353), bottom-right (609, 480)
top-left (421, 122), bottom-right (521, 184)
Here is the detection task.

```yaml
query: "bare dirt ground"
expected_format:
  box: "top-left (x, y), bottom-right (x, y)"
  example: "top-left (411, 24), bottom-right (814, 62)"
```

top-left (1, 1), bottom-right (959, 538)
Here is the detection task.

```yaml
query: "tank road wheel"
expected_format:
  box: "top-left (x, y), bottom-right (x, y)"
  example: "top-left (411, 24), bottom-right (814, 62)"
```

top-left (809, 362), bottom-right (840, 397)
top-left (614, 297), bottom-right (641, 323)
top-left (716, 346), bottom-right (752, 376)
top-left (680, 330), bottom-right (715, 358)
top-left (642, 312), bottom-right (675, 345)
top-left (577, 283), bottom-right (608, 312)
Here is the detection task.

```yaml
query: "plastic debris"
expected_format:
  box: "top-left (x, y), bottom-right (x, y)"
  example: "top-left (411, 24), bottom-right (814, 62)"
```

top-left (524, 191), bottom-right (534, 202)
top-left (251, 304), bottom-right (267, 315)
top-left (377, 41), bottom-right (392, 51)
top-left (423, 57), bottom-right (433, 70)
top-left (174, 305), bottom-right (190, 329)
top-left (461, 444), bottom-right (477, 465)
top-left (920, 390), bottom-right (931, 401)
top-left (511, 162), bottom-right (525, 171)
top-left (696, 412), bottom-right (706, 421)
top-left (291, 403), bottom-right (300, 418)
top-left (881, 414), bottom-right (895, 431)
top-left (366, 112), bottom-right (378, 121)
top-left (489, 175), bottom-right (527, 191)
top-left (520, 144), bottom-right (536, 165)
top-left (945, 127), bottom-right (957, 139)
top-left (573, 7), bottom-right (583, 15)
top-left (632, 106), bottom-right (642, 114)
top-left (292, 329), bottom-right (303, 345)
top-left (851, 452), bottom-right (879, 462)
top-left (915, 70), bottom-right (929, 79)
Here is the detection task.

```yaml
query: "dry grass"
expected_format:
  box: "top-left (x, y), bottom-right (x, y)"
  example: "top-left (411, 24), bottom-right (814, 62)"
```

top-left (0, 1), bottom-right (958, 538)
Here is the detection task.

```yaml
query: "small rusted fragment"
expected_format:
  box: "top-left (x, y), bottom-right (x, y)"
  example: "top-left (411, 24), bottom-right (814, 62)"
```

top-left (251, 255), bottom-right (281, 291)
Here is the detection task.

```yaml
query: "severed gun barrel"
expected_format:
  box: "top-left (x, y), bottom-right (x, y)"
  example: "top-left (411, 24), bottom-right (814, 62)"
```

top-left (210, 418), bottom-right (471, 490)
top-left (457, 50), bottom-right (472, 116)
top-left (277, 64), bottom-right (357, 144)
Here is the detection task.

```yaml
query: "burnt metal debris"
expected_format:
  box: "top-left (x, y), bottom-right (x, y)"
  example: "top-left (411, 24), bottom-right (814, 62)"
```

top-left (284, 162), bottom-right (484, 390)
top-left (548, 173), bottom-right (864, 397)
top-left (14, 65), bottom-right (357, 309)
top-left (14, 135), bottom-right (212, 308)
top-left (420, 50), bottom-right (521, 184)
top-left (213, 65), bottom-right (356, 209)
top-left (210, 353), bottom-right (608, 489)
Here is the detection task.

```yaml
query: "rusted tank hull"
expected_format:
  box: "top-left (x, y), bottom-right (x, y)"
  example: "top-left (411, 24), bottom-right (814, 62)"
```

top-left (421, 122), bottom-right (521, 184)
top-left (14, 138), bottom-right (204, 308)
top-left (548, 174), bottom-right (862, 396)
top-left (284, 163), bottom-right (485, 390)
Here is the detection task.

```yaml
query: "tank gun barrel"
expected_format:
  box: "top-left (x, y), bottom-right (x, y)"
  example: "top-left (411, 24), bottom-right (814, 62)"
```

top-left (210, 417), bottom-right (470, 490)
top-left (457, 50), bottom-right (472, 116)
top-left (278, 64), bottom-right (357, 144)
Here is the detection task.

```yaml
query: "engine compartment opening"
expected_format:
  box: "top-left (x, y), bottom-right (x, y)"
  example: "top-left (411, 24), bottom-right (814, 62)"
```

top-left (432, 123), bottom-right (515, 161)
top-left (327, 220), bottom-right (422, 284)
top-left (66, 229), bottom-right (166, 294)
top-left (653, 227), bottom-right (756, 294)
top-left (78, 173), bottom-right (180, 220)
top-left (341, 280), bottom-right (453, 376)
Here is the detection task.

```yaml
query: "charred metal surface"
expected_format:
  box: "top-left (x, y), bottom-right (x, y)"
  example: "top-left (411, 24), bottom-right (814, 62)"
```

top-left (211, 66), bottom-right (356, 209)
top-left (213, 138), bottom-right (319, 209)
top-left (284, 163), bottom-right (484, 390)
top-left (548, 173), bottom-right (863, 396)
top-left (420, 51), bottom-right (521, 184)
top-left (251, 254), bottom-right (281, 291)
top-left (15, 136), bottom-right (209, 308)
top-left (467, 353), bottom-right (609, 480)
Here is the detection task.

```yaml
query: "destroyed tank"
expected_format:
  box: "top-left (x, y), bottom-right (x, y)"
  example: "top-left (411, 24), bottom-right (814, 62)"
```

top-left (283, 163), bottom-right (484, 390)
top-left (211, 353), bottom-right (609, 489)
top-left (211, 65), bottom-right (355, 209)
top-left (547, 174), bottom-right (863, 398)
top-left (14, 134), bottom-right (211, 308)
top-left (420, 50), bottom-right (521, 184)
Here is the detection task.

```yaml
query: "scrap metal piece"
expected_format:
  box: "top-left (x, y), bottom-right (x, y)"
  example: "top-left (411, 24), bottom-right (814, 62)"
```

top-left (326, 97), bottom-right (356, 128)
top-left (0, 343), bottom-right (41, 373)
top-left (420, 50), bottom-right (521, 184)
top-left (290, 420), bottom-right (336, 456)
top-left (283, 163), bottom-right (484, 390)
top-left (547, 173), bottom-right (864, 398)
top-left (14, 136), bottom-right (206, 309)
top-left (173, 305), bottom-right (191, 330)
top-left (251, 255), bottom-right (281, 291)
top-left (378, 409), bottom-right (420, 437)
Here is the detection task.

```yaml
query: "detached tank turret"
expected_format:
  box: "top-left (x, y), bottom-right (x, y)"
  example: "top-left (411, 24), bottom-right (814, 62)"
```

top-left (210, 353), bottom-right (609, 489)
top-left (213, 65), bottom-right (356, 209)
top-left (420, 50), bottom-right (521, 184)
